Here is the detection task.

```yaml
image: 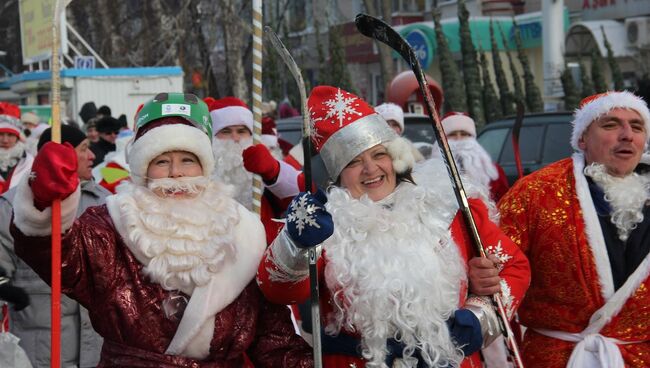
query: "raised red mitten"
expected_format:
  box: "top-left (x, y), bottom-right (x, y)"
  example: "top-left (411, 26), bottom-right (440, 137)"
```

top-left (30, 142), bottom-right (79, 210)
top-left (243, 144), bottom-right (280, 182)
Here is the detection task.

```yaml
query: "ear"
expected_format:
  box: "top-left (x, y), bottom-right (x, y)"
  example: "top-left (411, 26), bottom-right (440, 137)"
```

top-left (577, 134), bottom-right (587, 151)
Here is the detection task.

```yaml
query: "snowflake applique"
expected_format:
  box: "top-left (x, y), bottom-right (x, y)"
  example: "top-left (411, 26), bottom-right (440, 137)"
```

top-left (323, 88), bottom-right (363, 127)
top-left (486, 240), bottom-right (512, 271)
top-left (308, 106), bottom-right (324, 147)
top-left (287, 196), bottom-right (321, 236)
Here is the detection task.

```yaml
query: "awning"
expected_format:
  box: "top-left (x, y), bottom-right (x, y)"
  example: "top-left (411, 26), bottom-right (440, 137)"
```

top-left (565, 20), bottom-right (633, 58)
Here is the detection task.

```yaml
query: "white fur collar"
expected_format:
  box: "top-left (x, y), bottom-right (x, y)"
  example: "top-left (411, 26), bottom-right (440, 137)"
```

top-left (572, 153), bottom-right (650, 327)
top-left (106, 187), bottom-right (266, 359)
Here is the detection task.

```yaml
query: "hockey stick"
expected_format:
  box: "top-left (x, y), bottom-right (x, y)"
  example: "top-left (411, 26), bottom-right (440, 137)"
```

top-left (512, 99), bottom-right (525, 180)
top-left (355, 14), bottom-right (525, 368)
top-left (265, 26), bottom-right (322, 368)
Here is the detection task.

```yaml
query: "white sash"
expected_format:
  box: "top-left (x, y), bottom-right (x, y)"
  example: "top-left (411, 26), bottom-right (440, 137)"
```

top-left (534, 328), bottom-right (641, 368)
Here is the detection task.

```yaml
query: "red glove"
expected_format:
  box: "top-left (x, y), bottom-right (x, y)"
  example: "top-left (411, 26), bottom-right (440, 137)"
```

top-left (243, 144), bottom-right (280, 182)
top-left (30, 142), bottom-right (79, 210)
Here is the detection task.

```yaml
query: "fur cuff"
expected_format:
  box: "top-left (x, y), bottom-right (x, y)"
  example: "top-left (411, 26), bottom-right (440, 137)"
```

top-left (13, 177), bottom-right (80, 236)
top-left (265, 160), bottom-right (300, 199)
top-left (465, 295), bottom-right (501, 348)
top-left (265, 230), bottom-right (309, 283)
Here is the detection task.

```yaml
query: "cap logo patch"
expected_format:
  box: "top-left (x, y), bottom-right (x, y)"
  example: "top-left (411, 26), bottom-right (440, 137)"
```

top-left (162, 103), bottom-right (191, 116)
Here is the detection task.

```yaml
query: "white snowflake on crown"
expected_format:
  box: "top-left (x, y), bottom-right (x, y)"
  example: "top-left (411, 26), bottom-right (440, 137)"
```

top-left (287, 195), bottom-right (321, 236)
top-left (323, 88), bottom-right (363, 127)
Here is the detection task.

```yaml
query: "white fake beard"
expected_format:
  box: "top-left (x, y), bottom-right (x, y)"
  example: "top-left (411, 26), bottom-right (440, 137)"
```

top-left (211, 137), bottom-right (254, 210)
top-left (0, 141), bottom-right (26, 172)
top-left (323, 184), bottom-right (465, 368)
top-left (584, 163), bottom-right (650, 242)
top-left (116, 177), bottom-right (240, 295)
top-left (433, 139), bottom-right (498, 190)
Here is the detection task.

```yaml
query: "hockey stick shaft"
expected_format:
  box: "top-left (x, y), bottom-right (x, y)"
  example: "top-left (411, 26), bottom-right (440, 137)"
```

top-left (355, 13), bottom-right (524, 368)
top-left (265, 27), bottom-right (322, 368)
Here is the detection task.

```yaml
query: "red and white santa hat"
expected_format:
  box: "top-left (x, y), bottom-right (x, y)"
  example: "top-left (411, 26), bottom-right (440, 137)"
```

top-left (204, 97), bottom-right (254, 138)
top-left (308, 86), bottom-right (415, 179)
top-left (0, 102), bottom-right (22, 137)
top-left (571, 91), bottom-right (650, 151)
top-left (374, 102), bottom-right (404, 134)
top-left (441, 112), bottom-right (476, 138)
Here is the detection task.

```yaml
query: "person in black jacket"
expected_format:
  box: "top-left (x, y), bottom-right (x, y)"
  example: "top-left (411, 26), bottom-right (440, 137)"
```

top-left (90, 116), bottom-right (120, 166)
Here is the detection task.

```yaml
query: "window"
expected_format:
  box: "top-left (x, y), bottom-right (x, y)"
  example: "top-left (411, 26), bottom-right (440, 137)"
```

top-left (288, 0), bottom-right (307, 33)
top-left (542, 124), bottom-right (573, 164)
top-left (500, 125), bottom-right (544, 165)
top-left (477, 127), bottom-right (509, 162)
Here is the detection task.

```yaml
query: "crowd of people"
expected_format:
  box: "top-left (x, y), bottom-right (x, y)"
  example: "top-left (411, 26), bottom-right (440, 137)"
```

top-left (0, 87), bottom-right (647, 367)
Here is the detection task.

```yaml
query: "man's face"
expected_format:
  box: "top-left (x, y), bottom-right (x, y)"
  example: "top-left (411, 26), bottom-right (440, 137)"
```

top-left (0, 133), bottom-right (18, 149)
top-left (446, 130), bottom-right (474, 141)
top-left (75, 139), bottom-right (96, 180)
top-left (215, 125), bottom-right (252, 143)
top-left (99, 130), bottom-right (118, 144)
top-left (387, 120), bottom-right (402, 135)
top-left (86, 127), bottom-right (99, 143)
top-left (578, 108), bottom-right (647, 177)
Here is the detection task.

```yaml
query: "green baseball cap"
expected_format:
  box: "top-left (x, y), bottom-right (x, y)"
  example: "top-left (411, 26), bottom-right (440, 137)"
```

top-left (135, 92), bottom-right (212, 137)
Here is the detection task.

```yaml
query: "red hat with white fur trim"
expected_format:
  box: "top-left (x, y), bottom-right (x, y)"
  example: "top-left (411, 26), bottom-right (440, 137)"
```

top-left (205, 97), bottom-right (254, 138)
top-left (441, 112), bottom-right (476, 138)
top-left (0, 102), bottom-right (22, 137)
top-left (571, 91), bottom-right (650, 151)
top-left (308, 85), bottom-right (415, 179)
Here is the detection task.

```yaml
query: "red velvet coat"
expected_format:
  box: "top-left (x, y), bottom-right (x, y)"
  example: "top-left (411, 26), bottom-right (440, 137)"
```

top-left (12, 205), bottom-right (313, 368)
top-left (258, 197), bottom-right (530, 368)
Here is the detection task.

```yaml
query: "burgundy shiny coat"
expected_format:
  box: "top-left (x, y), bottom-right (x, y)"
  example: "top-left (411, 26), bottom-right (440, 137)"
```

top-left (12, 205), bottom-right (313, 367)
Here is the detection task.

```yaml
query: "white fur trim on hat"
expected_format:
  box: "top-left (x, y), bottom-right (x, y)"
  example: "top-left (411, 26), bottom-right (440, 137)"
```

top-left (441, 114), bottom-right (477, 137)
top-left (127, 124), bottom-right (215, 186)
top-left (375, 103), bottom-right (404, 134)
top-left (386, 137), bottom-right (417, 174)
top-left (0, 122), bottom-right (21, 136)
top-left (571, 91), bottom-right (650, 151)
top-left (209, 106), bottom-right (254, 136)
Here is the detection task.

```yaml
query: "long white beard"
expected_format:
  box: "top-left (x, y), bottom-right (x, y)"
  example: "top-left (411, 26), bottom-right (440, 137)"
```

top-left (0, 141), bottom-right (26, 172)
top-left (433, 139), bottom-right (498, 191)
top-left (584, 163), bottom-right (650, 241)
top-left (323, 183), bottom-right (466, 368)
top-left (211, 138), bottom-right (254, 210)
top-left (115, 178), bottom-right (241, 295)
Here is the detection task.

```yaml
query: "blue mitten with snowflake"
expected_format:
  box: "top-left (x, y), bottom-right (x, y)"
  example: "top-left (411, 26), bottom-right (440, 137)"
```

top-left (286, 190), bottom-right (334, 249)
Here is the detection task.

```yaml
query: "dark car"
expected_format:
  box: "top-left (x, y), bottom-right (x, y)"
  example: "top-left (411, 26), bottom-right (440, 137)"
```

top-left (477, 112), bottom-right (575, 185)
top-left (276, 116), bottom-right (303, 145)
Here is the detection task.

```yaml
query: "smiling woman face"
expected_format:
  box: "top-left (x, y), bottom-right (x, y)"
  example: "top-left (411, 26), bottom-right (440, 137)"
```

top-left (339, 144), bottom-right (396, 201)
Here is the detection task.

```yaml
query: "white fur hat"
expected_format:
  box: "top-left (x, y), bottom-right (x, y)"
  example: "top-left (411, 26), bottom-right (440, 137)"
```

top-left (127, 119), bottom-right (215, 186)
top-left (441, 112), bottom-right (477, 138)
top-left (375, 102), bottom-right (405, 134)
top-left (571, 91), bottom-right (650, 151)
